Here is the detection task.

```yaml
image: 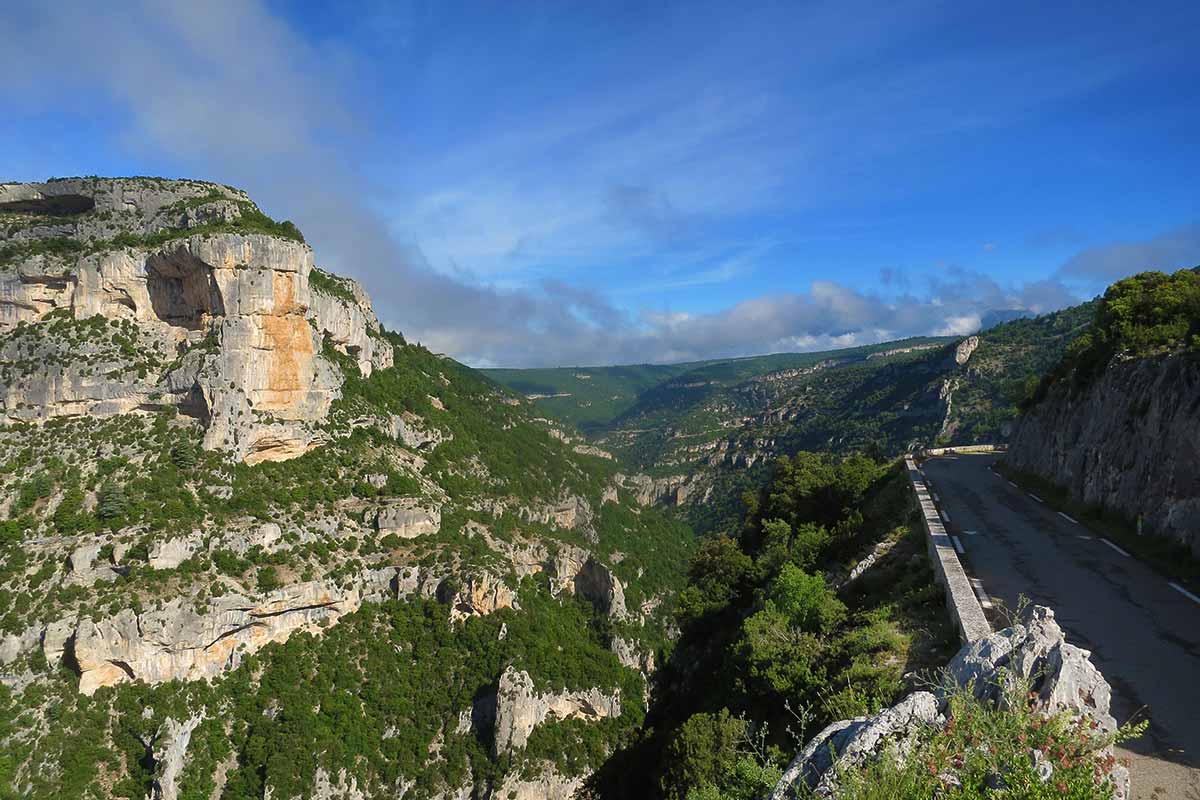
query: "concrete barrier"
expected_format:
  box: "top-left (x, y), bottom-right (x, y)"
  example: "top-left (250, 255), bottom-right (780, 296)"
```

top-left (921, 444), bottom-right (1006, 457)
top-left (905, 457), bottom-right (991, 643)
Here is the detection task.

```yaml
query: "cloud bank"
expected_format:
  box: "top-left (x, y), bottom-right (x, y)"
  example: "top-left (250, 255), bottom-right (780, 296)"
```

top-left (3, 1), bottom-right (1194, 367)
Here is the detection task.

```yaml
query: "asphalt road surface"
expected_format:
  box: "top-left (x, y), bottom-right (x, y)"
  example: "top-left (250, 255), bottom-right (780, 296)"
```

top-left (923, 454), bottom-right (1200, 797)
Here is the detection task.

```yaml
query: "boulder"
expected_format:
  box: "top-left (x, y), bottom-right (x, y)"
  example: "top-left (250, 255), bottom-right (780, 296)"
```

top-left (768, 605), bottom-right (1129, 799)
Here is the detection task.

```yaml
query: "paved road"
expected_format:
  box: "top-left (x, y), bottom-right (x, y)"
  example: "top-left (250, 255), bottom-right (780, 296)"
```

top-left (923, 454), bottom-right (1200, 792)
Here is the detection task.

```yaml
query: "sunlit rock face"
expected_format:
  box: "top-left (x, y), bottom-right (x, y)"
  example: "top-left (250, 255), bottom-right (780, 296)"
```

top-left (0, 178), bottom-right (390, 463)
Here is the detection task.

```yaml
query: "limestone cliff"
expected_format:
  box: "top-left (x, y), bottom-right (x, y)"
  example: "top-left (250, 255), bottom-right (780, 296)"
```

top-left (0, 177), bottom-right (389, 463)
top-left (1006, 353), bottom-right (1200, 556)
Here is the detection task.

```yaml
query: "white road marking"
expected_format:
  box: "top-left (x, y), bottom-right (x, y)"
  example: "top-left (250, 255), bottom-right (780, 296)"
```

top-left (1007, 481), bottom-right (1018, 488)
top-left (1028, 493), bottom-right (1044, 503)
top-left (933, 493), bottom-right (940, 502)
top-left (1076, 535), bottom-right (1094, 540)
top-left (969, 578), bottom-right (995, 609)
top-left (1100, 538), bottom-right (1131, 557)
top-left (1057, 512), bottom-right (1079, 524)
top-left (952, 536), bottom-right (965, 554)
top-left (1168, 582), bottom-right (1200, 606)
top-left (941, 510), bottom-right (951, 522)
top-left (963, 529), bottom-right (979, 536)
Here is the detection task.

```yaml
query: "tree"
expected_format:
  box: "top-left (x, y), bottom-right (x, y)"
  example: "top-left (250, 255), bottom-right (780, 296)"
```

top-left (96, 481), bottom-right (128, 522)
top-left (661, 711), bottom-right (748, 800)
top-left (675, 537), bottom-right (754, 628)
top-left (770, 563), bottom-right (845, 634)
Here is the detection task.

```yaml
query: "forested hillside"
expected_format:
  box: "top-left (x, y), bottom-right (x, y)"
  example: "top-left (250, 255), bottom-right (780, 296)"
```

top-left (0, 178), bottom-right (693, 800)
top-left (590, 452), bottom-right (961, 798)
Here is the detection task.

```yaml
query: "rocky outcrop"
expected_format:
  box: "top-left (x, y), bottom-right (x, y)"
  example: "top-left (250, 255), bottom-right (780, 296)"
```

top-left (67, 542), bottom-right (122, 585)
top-left (151, 713), bottom-right (204, 800)
top-left (493, 764), bottom-right (584, 800)
top-left (384, 411), bottom-right (447, 450)
top-left (491, 666), bottom-right (622, 756)
top-left (0, 178), bottom-right (251, 245)
top-left (375, 498), bottom-right (441, 539)
top-left (574, 556), bottom-right (627, 619)
top-left (0, 178), bottom-right (401, 465)
top-left (308, 271), bottom-right (393, 377)
top-left (1007, 353), bottom-right (1200, 555)
top-left (613, 471), bottom-right (703, 507)
top-left (519, 493), bottom-right (597, 538)
top-left (952, 335), bottom-right (979, 366)
top-left (70, 576), bottom-right (385, 694)
top-left (148, 535), bottom-right (199, 570)
top-left (768, 605), bottom-right (1129, 799)
top-left (443, 573), bottom-right (516, 623)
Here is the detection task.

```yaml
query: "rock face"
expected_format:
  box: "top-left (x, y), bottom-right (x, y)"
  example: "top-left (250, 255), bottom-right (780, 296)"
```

top-left (574, 556), bottom-right (628, 619)
top-left (151, 713), bottom-right (204, 800)
top-left (491, 666), bottom-right (622, 756)
top-left (308, 271), bottom-right (393, 377)
top-left (71, 579), bottom-right (369, 695)
top-left (1006, 353), bottom-right (1200, 556)
top-left (0, 178), bottom-right (392, 464)
top-left (768, 605), bottom-right (1129, 799)
top-left (953, 335), bottom-right (979, 365)
top-left (443, 573), bottom-right (516, 623)
top-left (375, 498), bottom-right (442, 539)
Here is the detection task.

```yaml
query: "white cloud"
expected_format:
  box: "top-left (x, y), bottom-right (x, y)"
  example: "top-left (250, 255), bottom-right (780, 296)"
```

top-left (2, 0), bottom-right (1156, 367)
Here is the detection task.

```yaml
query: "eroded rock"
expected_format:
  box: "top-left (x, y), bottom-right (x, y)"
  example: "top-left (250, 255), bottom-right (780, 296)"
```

top-left (375, 498), bottom-right (441, 539)
top-left (491, 666), bottom-right (622, 756)
top-left (768, 605), bottom-right (1129, 799)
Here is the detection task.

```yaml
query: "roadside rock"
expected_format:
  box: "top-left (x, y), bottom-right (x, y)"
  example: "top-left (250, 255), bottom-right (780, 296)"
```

top-left (1007, 353), bottom-right (1200, 556)
top-left (767, 605), bottom-right (1128, 799)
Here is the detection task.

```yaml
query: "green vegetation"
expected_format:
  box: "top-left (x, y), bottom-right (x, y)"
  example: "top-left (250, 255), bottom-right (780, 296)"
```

top-left (484, 338), bottom-right (955, 435)
top-left (483, 362), bottom-right (699, 434)
top-left (828, 677), bottom-right (1143, 800)
top-left (97, 200), bottom-right (305, 248)
top-left (591, 453), bottom-right (960, 799)
top-left (1025, 268), bottom-right (1200, 406)
top-left (309, 266), bottom-right (360, 304)
top-left (0, 236), bottom-right (84, 268)
top-left (0, 310), bottom-right (165, 385)
top-left (0, 588), bottom-right (643, 800)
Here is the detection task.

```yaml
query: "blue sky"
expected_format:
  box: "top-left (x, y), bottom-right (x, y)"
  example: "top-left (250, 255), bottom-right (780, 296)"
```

top-left (3, 0), bottom-right (1200, 366)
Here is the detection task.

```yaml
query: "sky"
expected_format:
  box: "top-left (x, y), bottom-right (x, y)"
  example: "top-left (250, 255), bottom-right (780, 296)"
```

top-left (2, 0), bottom-right (1200, 367)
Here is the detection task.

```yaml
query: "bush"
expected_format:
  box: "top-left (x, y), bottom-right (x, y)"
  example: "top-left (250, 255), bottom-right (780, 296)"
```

top-left (829, 677), bottom-right (1145, 800)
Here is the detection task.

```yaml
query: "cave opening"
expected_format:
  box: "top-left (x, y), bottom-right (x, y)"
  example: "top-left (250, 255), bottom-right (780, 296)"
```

top-left (145, 251), bottom-right (225, 330)
top-left (0, 194), bottom-right (95, 215)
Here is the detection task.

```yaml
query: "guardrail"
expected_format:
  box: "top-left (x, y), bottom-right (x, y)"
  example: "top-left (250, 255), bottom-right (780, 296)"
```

top-left (905, 457), bottom-right (991, 642)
